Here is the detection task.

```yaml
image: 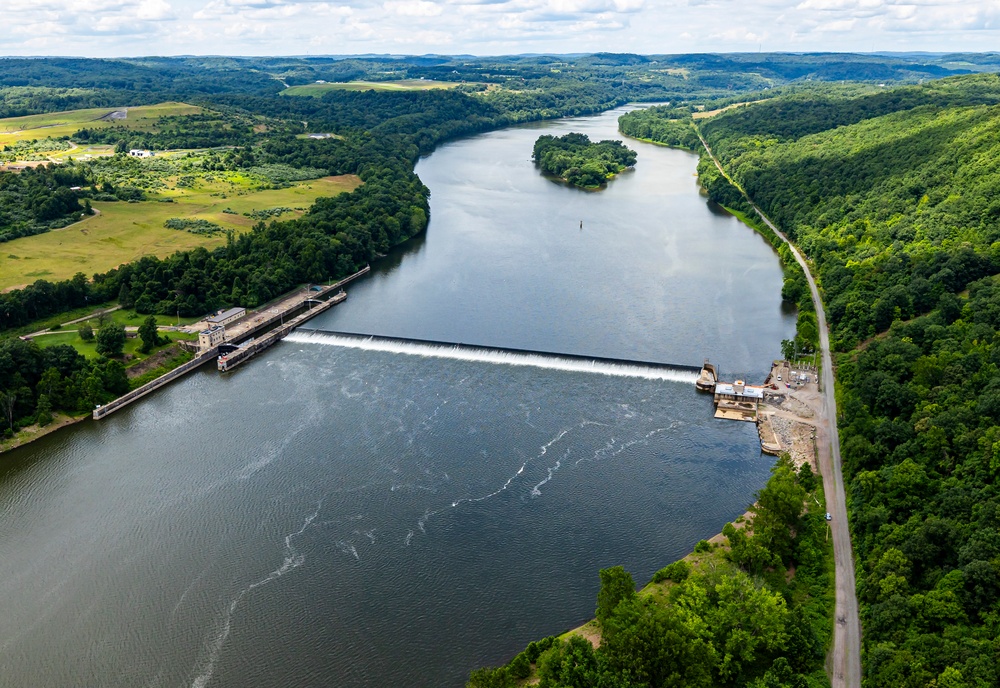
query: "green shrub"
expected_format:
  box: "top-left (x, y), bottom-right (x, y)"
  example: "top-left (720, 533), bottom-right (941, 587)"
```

top-left (694, 539), bottom-right (712, 553)
top-left (164, 218), bottom-right (224, 235)
top-left (652, 560), bottom-right (691, 584)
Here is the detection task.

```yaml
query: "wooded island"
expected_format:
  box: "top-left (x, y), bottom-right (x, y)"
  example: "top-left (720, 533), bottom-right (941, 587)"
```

top-left (532, 133), bottom-right (637, 189)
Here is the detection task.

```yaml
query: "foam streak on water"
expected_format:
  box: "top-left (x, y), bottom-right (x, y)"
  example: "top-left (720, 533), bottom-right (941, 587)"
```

top-left (189, 503), bottom-right (321, 688)
top-left (284, 331), bottom-right (700, 384)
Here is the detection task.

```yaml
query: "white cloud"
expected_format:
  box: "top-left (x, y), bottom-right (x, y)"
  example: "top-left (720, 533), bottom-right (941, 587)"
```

top-left (137, 0), bottom-right (176, 20)
top-left (0, 0), bottom-right (996, 55)
top-left (384, 0), bottom-right (443, 16)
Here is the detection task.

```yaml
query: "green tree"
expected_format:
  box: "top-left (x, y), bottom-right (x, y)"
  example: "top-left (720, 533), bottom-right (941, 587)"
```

top-left (601, 597), bottom-right (716, 688)
top-left (95, 322), bottom-right (126, 357)
top-left (750, 455), bottom-right (807, 562)
top-left (138, 315), bottom-right (161, 354)
top-left (35, 393), bottom-right (52, 426)
top-left (536, 636), bottom-right (599, 688)
top-left (37, 367), bottom-right (63, 407)
top-left (707, 570), bottom-right (791, 684)
top-left (466, 666), bottom-right (513, 688)
top-left (596, 565), bottom-right (636, 627)
top-left (0, 391), bottom-right (16, 431)
top-left (118, 283), bottom-right (133, 308)
top-left (780, 339), bottom-right (796, 361)
top-left (508, 652), bottom-right (530, 679)
top-left (78, 324), bottom-right (94, 341)
top-left (797, 462), bottom-right (817, 492)
top-left (80, 374), bottom-right (105, 410)
top-left (100, 360), bottom-right (129, 396)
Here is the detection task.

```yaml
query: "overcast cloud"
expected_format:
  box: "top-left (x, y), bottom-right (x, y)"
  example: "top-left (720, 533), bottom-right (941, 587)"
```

top-left (1, 0), bottom-right (997, 57)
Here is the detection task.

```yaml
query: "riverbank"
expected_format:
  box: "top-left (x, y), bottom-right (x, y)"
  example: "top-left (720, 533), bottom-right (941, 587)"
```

top-left (0, 412), bottom-right (89, 454)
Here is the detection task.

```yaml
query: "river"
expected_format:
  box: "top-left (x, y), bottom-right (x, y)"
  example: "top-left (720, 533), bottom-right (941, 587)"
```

top-left (0, 107), bottom-right (794, 687)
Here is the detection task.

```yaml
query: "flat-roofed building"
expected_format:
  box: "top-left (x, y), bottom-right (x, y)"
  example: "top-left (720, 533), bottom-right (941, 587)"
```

top-left (206, 307), bottom-right (246, 328)
top-left (714, 380), bottom-right (765, 404)
top-left (198, 325), bottom-right (225, 350)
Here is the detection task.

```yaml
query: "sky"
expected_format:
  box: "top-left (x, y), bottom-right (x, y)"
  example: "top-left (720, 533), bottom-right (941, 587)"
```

top-left (2, 0), bottom-right (999, 58)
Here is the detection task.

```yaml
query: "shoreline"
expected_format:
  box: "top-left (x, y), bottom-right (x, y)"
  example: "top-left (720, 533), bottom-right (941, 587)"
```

top-left (0, 412), bottom-right (89, 455)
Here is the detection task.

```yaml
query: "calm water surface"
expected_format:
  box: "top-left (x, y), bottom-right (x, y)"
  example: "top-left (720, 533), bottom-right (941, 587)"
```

top-left (0, 107), bottom-right (794, 687)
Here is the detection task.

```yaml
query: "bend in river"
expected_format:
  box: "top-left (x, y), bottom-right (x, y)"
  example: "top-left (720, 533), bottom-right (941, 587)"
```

top-left (0, 106), bottom-right (794, 688)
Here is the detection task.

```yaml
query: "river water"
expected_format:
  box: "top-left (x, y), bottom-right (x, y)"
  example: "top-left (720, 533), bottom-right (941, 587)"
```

top-left (0, 107), bottom-right (794, 687)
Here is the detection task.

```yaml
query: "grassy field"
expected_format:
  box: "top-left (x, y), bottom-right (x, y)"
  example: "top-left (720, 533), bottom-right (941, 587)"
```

top-left (31, 329), bottom-right (195, 360)
top-left (0, 102), bottom-right (204, 147)
top-left (283, 80), bottom-right (462, 96)
top-left (0, 174), bottom-right (361, 290)
top-left (76, 309), bottom-right (202, 330)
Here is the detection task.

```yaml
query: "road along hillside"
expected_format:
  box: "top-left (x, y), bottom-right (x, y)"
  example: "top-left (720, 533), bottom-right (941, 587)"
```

top-left (696, 132), bottom-right (862, 688)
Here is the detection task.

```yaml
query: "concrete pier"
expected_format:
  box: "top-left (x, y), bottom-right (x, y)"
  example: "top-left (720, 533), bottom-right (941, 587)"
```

top-left (218, 291), bottom-right (346, 371)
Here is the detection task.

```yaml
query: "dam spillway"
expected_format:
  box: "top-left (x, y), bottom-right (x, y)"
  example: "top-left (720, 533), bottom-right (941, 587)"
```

top-left (284, 329), bottom-right (702, 384)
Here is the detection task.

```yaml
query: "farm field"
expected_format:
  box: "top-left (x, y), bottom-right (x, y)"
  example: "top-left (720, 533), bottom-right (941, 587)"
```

top-left (0, 174), bottom-right (361, 290)
top-left (0, 102), bottom-right (204, 147)
top-left (282, 79), bottom-right (462, 96)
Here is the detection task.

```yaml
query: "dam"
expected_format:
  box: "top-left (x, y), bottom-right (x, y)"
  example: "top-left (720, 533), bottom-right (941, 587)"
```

top-left (285, 329), bottom-right (703, 384)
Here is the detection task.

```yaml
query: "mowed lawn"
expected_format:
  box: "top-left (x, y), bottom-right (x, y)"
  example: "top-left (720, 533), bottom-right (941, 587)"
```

top-left (283, 80), bottom-right (462, 96)
top-left (29, 329), bottom-right (195, 360)
top-left (0, 102), bottom-right (204, 147)
top-left (0, 174), bottom-right (361, 290)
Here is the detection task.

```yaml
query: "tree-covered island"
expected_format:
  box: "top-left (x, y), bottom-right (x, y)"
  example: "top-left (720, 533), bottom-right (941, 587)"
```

top-left (532, 133), bottom-right (637, 189)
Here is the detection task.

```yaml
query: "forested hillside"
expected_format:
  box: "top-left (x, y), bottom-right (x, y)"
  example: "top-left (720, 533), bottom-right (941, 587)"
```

top-left (684, 74), bottom-right (1000, 687)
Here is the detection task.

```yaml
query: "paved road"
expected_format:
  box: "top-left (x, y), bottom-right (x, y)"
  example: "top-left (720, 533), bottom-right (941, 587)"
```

top-left (698, 134), bottom-right (861, 687)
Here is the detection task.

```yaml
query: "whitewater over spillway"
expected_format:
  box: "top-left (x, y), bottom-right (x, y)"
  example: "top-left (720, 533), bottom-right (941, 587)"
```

top-left (284, 330), bottom-right (701, 384)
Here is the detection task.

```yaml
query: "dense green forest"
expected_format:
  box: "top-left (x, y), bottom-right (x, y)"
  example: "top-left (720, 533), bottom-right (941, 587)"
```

top-left (533, 133), bottom-right (637, 188)
top-left (619, 105), bottom-right (701, 151)
top-left (627, 73), bottom-right (1000, 686)
top-left (0, 331), bottom-right (131, 435)
top-left (468, 457), bottom-right (833, 688)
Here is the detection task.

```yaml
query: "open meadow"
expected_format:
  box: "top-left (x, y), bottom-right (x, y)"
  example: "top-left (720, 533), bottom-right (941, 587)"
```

top-left (282, 80), bottom-right (462, 96)
top-left (0, 102), bottom-right (204, 147)
top-left (0, 174), bottom-right (361, 290)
